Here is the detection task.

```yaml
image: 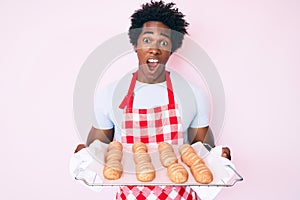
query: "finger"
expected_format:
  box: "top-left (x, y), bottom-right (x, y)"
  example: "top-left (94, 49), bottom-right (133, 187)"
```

top-left (222, 152), bottom-right (231, 160)
top-left (222, 147), bottom-right (230, 154)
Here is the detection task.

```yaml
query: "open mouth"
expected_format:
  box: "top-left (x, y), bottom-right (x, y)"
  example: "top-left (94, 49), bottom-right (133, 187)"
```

top-left (147, 58), bottom-right (159, 71)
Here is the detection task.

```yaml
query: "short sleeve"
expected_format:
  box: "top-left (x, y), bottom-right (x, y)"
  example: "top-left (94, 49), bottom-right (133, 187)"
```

top-left (92, 83), bottom-right (116, 130)
top-left (189, 84), bottom-right (210, 128)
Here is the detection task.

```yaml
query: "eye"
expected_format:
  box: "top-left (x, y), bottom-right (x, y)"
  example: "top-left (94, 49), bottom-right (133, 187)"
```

top-left (143, 37), bottom-right (151, 43)
top-left (160, 40), bottom-right (168, 46)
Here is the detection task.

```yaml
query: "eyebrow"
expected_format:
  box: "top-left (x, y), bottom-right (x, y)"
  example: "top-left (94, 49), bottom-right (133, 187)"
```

top-left (143, 31), bottom-right (170, 39)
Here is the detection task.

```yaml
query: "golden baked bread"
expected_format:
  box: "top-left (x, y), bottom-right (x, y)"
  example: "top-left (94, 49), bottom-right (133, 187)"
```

top-left (178, 144), bottom-right (192, 155)
top-left (158, 142), bottom-right (172, 152)
top-left (135, 162), bottom-right (156, 182)
top-left (133, 153), bottom-right (152, 164)
top-left (132, 141), bottom-right (148, 153)
top-left (179, 144), bottom-right (204, 167)
top-left (105, 148), bottom-right (123, 162)
top-left (167, 163), bottom-right (188, 184)
top-left (190, 162), bottom-right (213, 184)
top-left (103, 141), bottom-right (124, 180)
top-left (181, 150), bottom-right (204, 167)
top-left (107, 141), bottom-right (123, 151)
top-left (178, 144), bottom-right (213, 184)
top-left (159, 146), bottom-right (178, 167)
top-left (132, 142), bottom-right (155, 182)
top-left (158, 142), bottom-right (188, 184)
top-left (103, 160), bottom-right (123, 180)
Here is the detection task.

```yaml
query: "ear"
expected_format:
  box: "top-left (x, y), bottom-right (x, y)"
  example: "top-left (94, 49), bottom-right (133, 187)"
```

top-left (134, 45), bottom-right (137, 52)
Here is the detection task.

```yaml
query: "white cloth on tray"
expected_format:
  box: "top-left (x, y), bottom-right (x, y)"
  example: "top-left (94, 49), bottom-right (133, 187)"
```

top-left (69, 140), bottom-right (103, 192)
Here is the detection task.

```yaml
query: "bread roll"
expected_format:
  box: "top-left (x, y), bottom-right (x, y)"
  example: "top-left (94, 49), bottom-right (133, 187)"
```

top-left (179, 144), bottom-right (213, 184)
top-left (132, 142), bottom-right (155, 182)
top-left (133, 153), bottom-right (151, 164)
top-left (103, 160), bottom-right (123, 180)
top-left (167, 163), bottom-right (188, 184)
top-left (136, 162), bottom-right (155, 182)
top-left (178, 143), bottom-right (192, 155)
top-left (159, 148), bottom-right (178, 167)
top-left (105, 148), bottom-right (123, 162)
top-left (190, 162), bottom-right (213, 184)
top-left (103, 141), bottom-right (123, 180)
top-left (158, 142), bottom-right (188, 184)
top-left (158, 142), bottom-right (172, 152)
top-left (179, 144), bottom-right (204, 167)
top-left (181, 150), bottom-right (204, 167)
top-left (132, 142), bottom-right (148, 153)
top-left (107, 141), bottom-right (123, 151)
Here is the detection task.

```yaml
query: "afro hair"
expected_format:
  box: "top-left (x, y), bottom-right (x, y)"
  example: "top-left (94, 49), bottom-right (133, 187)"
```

top-left (129, 0), bottom-right (189, 52)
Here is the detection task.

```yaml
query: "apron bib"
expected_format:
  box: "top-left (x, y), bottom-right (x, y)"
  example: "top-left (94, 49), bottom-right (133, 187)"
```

top-left (117, 71), bottom-right (199, 200)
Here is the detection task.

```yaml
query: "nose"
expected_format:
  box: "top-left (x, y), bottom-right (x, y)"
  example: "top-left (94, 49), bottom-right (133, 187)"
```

top-left (147, 39), bottom-right (162, 54)
top-left (149, 45), bottom-right (161, 55)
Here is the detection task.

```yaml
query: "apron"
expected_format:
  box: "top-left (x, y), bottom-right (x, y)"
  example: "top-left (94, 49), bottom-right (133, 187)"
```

top-left (117, 71), bottom-right (199, 200)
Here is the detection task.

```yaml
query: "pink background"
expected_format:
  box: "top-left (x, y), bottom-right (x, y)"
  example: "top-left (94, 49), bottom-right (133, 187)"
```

top-left (1, 0), bottom-right (299, 199)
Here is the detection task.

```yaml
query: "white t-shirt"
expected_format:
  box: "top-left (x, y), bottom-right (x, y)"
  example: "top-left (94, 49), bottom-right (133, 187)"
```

top-left (93, 71), bottom-right (210, 144)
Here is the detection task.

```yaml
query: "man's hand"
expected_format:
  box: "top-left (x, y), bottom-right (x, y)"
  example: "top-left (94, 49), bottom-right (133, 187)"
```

top-left (74, 144), bottom-right (86, 153)
top-left (221, 147), bottom-right (231, 160)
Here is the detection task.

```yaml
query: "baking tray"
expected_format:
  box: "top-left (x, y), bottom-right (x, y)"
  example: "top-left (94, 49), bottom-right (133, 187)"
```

top-left (74, 142), bottom-right (243, 187)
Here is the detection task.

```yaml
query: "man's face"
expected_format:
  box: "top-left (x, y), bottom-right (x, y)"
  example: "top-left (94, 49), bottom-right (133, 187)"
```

top-left (135, 21), bottom-right (172, 84)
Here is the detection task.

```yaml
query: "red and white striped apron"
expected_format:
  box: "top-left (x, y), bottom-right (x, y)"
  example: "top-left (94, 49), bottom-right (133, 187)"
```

top-left (117, 71), bottom-right (199, 200)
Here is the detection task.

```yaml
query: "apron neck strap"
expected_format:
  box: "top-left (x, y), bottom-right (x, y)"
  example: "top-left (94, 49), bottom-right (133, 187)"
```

top-left (166, 71), bottom-right (175, 105)
top-left (119, 70), bottom-right (175, 109)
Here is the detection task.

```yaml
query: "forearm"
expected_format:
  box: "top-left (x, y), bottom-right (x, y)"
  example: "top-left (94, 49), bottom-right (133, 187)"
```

top-left (86, 127), bottom-right (114, 146)
top-left (203, 127), bottom-right (215, 148)
top-left (188, 126), bottom-right (215, 147)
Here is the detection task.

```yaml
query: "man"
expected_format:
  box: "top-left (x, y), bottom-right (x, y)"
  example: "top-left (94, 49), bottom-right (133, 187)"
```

top-left (78, 1), bottom-right (231, 199)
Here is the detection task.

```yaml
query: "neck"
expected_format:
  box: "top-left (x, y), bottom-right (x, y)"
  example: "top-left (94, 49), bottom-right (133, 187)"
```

top-left (137, 70), bottom-right (166, 84)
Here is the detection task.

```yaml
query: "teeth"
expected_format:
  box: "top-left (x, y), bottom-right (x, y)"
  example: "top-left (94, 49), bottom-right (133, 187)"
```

top-left (148, 58), bottom-right (158, 63)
